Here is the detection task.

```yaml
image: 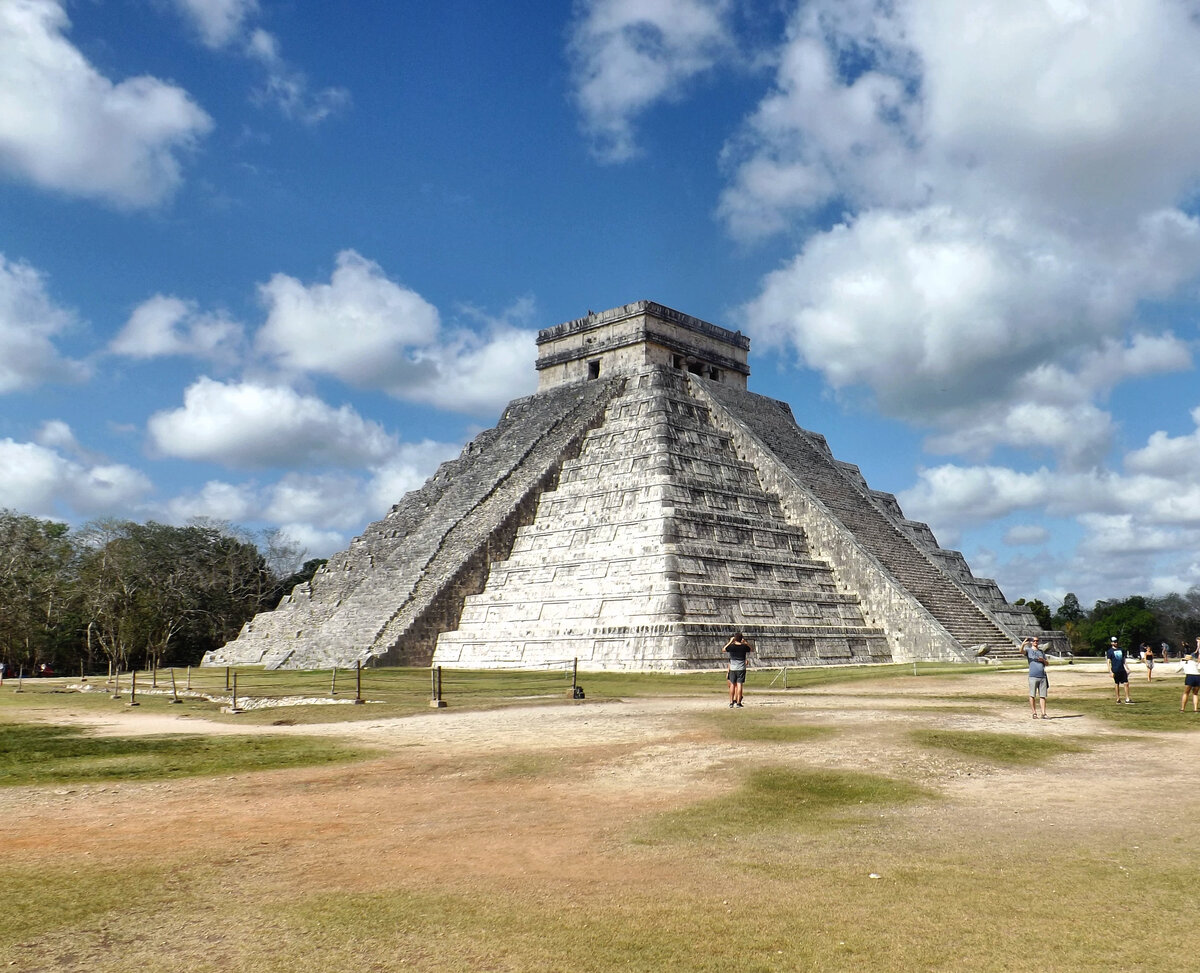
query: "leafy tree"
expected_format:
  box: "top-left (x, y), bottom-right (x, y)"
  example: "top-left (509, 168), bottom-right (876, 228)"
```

top-left (78, 520), bottom-right (278, 670)
top-left (1015, 597), bottom-right (1052, 629)
top-left (186, 524), bottom-right (276, 652)
top-left (0, 511), bottom-right (79, 673)
top-left (1088, 596), bottom-right (1158, 653)
top-left (268, 557), bottom-right (328, 610)
top-left (1147, 588), bottom-right (1200, 653)
top-left (259, 528), bottom-right (305, 584)
top-left (1059, 619), bottom-right (1092, 656)
top-left (77, 519), bottom-right (145, 672)
top-left (1052, 592), bottom-right (1085, 627)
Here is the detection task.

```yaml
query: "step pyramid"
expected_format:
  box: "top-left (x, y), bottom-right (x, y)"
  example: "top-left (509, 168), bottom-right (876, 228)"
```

top-left (205, 301), bottom-right (1053, 670)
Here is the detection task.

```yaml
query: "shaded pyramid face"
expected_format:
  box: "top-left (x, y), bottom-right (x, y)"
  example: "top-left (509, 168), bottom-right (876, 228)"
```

top-left (436, 367), bottom-right (890, 669)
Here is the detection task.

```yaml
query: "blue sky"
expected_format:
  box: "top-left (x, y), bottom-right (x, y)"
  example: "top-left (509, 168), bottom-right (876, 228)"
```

top-left (3, 0), bottom-right (1200, 612)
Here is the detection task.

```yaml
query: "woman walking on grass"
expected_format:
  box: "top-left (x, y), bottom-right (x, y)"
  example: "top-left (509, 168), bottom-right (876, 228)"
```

top-left (1183, 645), bottom-right (1200, 713)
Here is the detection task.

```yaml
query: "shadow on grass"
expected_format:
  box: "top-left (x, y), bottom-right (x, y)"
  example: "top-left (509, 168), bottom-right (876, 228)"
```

top-left (694, 709), bottom-right (833, 744)
top-left (1068, 683), bottom-right (1200, 731)
top-left (910, 729), bottom-right (1088, 765)
top-left (636, 767), bottom-right (933, 845)
top-left (0, 722), bottom-right (377, 786)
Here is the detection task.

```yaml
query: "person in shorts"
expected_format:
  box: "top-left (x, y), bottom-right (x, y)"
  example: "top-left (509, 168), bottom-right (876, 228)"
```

top-left (1020, 636), bottom-right (1049, 719)
top-left (722, 632), bottom-right (754, 708)
top-left (1107, 637), bottom-right (1133, 703)
top-left (1141, 643), bottom-right (1155, 681)
top-left (1179, 647), bottom-right (1200, 713)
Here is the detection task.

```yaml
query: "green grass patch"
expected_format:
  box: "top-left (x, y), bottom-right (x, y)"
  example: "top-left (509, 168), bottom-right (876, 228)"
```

top-left (0, 722), bottom-right (377, 786)
top-left (9, 843), bottom-right (1196, 973)
top-left (910, 729), bottom-right (1088, 765)
top-left (0, 862), bottom-right (183, 954)
top-left (5, 662), bottom-right (1010, 727)
top-left (1070, 680), bottom-right (1200, 730)
top-left (640, 766), bottom-right (931, 844)
top-left (698, 709), bottom-right (832, 743)
top-left (485, 752), bottom-right (571, 780)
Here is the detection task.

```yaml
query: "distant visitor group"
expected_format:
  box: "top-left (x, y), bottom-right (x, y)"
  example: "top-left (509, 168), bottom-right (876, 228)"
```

top-left (1020, 635), bottom-right (1200, 719)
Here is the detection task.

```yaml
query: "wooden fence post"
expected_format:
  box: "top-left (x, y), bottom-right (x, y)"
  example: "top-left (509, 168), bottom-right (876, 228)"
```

top-left (429, 665), bottom-right (446, 708)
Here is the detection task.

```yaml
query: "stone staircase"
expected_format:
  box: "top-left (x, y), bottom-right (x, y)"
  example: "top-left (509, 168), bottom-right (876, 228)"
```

top-left (700, 382), bottom-right (1019, 657)
top-left (204, 378), bottom-right (625, 669)
top-left (435, 367), bottom-right (890, 669)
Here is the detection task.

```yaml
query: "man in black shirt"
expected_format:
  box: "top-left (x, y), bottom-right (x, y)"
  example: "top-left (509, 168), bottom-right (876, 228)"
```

top-left (1107, 636), bottom-right (1133, 703)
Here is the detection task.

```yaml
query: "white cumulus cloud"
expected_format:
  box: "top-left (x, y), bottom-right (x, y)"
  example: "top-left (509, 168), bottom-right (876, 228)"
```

top-left (256, 251), bottom-right (537, 415)
top-left (147, 377), bottom-right (400, 469)
top-left (256, 250), bottom-right (440, 384)
top-left (157, 436), bottom-right (459, 557)
top-left (0, 435), bottom-right (151, 517)
top-left (170, 0), bottom-right (258, 48)
top-left (0, 254), bottom-right (88, 393)
top-left (726, 0), bottom-right (1200, 469)
top-left (167, 0), bottom-right (347, 123)
top-left (164, 479), bottom-right (258, 523)
top-left (1003, 524), bottom-right (1050, 547)
top-left (0, 0), bottom-right (212, 208)
top-left (110, 294), bottom-right (244, 364)
top-left (265, 472), bottom-right (370, 530)
top-left (1126, 407), bottom-right (1200, 478)
top-left (273, 522), bottom-right (349, 561)
top-left (365, 440), bottom-right (462, 514)
top-left (569, 0), bottom-right (735, 162)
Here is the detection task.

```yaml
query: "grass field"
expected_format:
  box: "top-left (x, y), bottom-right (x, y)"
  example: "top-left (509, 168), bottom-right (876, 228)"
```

top-left (3, 661), bottom-right (1198, 971)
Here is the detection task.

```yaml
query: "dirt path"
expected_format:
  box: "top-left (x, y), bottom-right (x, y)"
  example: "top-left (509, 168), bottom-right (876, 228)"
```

top-left (8, 664), bottom-right (1196, 832)
top-left (8, 663), bottom-right (1200, 973)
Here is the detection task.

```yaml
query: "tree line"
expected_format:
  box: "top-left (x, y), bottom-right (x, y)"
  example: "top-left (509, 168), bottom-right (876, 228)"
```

top-left (0, 510), bottom-right (325, 676)
top-left (1016, 591), bottom-right (1200, 655)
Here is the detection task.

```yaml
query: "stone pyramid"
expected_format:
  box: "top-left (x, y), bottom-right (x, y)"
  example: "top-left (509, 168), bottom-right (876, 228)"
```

top-left (205, 301), bottom-right (1049, 671)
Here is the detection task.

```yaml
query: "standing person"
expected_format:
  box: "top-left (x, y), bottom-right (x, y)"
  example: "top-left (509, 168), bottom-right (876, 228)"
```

top-left (1020, 636), bottom-right (1049, 719)
top-left (1107, 636), bottom-right (1133, 703)
top-left (1162, 641), bottom-right (1171, 663)
top-left (1141, 643), bottom-right (1155, 682)
top-left (1179, 648), bottom-right (1200, 713)
top-left (722, 632), bottom-right (754, 708)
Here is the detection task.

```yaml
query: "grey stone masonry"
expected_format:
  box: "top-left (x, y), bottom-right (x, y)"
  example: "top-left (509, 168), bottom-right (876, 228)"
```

top-left (536, 300), bottom-right (750, 391)
top-left (436, 367), bottom-right (890, 669)
top-left (204, 378), bottom-right (625, 669)
top-left (693, 380), bottom-right (1050, 660)
top-left (206, 299), bottom-right (1061, 670)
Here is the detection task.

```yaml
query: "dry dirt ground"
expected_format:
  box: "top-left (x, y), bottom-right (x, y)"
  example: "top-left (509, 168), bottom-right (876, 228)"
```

top-left (5, 664), bottom-right (1200, 972)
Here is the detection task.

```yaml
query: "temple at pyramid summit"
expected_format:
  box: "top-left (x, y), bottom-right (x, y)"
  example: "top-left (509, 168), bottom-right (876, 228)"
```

top-left (204, 300), bottom-right (1052, 672)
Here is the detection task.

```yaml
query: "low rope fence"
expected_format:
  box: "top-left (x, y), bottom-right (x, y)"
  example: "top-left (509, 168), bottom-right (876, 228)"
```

top-left (56, 658), bottom-right (590, 713)
top-left (8, 656), bottom-right (1017, 714)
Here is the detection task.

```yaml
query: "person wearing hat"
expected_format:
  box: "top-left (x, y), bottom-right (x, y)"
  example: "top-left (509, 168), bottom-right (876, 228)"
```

top-left (1106, 636), bottom-right (1133, 703)
top-left (1020, 636), bottom-right (1050, 719)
